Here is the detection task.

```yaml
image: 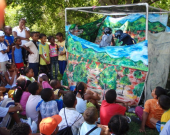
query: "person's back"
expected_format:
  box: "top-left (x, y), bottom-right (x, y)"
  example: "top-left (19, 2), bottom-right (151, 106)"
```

top-left (158, 95), bottom-right (170, 131)
top-left (100, 89), bottom-right (126, 125)
top-left (36, 88), bottom-right (58, 119)
top-left (80, 107), bottom-right (102, 135)
top-left (58, 92), bottom-right (84, 135)
top-left (26, 82), bottom-right (42, 123)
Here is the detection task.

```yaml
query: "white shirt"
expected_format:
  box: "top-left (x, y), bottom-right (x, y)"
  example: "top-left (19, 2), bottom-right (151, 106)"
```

top-left (0, 107), bottom-right (9, 117)
top-left (0, 42), bottom-right (9, 62)
top-left (12, 26), bottom-right (30, 46)
top-left (80, 122), bottom-right (101, 135)
top-left (76, 97), bottom-right (87, 114)
top-left (58, 107), bottom-right (84, 135)
top-left (26, 95), bottom-right (42, 123)
top-left (160, 120), bottom-right (170, 135)
top-left (24, 41), bottom-right (39, 63)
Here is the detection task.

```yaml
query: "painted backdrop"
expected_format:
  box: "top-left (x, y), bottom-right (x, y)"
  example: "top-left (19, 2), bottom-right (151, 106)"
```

top-left (63, 14), bottom-right (168, 105)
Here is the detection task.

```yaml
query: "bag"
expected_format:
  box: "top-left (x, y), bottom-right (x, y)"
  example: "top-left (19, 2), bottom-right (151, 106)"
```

top-left (85, 126), bottom-right (98, 135)
top-left (57, 108), bottom-right (82, 135)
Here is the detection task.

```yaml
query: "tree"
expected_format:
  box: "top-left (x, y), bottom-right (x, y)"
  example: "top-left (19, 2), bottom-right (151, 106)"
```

top-left (98, 66), bottom-right (117, 89)
top-left (73, 62), bottom-right (88, 83)
top-left (89, 61), bottom-right (97, 69)
top-left (123, 68), bottom-right (130, 75)
top-left (119, 76), bottom-right (131, 95)
top-left (133, 70), bottom-right (143, 82)
top-left (68, 63), bottom-right (74, 72)
top-left (133, 82), bottom-right (144, 97)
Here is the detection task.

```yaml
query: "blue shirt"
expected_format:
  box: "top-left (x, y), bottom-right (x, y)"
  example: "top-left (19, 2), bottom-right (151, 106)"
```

top-left (36, 100), bottom-right (58, 119)
top-left (4, 35), bottom-right (14, 60)
top-left (80, 122), bottom-right (101, 135)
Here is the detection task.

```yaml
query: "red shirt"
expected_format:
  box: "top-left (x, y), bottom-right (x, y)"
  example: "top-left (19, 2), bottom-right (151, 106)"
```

top-left (100, 100), bottom-right (126, 125)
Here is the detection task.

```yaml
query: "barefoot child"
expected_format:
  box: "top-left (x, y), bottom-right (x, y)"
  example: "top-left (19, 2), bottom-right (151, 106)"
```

top-left (12, 37), bottom-right (24, 69)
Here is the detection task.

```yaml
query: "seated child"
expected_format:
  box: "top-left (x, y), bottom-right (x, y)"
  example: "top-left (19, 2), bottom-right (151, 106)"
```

top-left (160, 120), bottom-right (170, 135)
top-left (10, 123), bottom-right (32, 135)
top-left (58, 92), bottom-right (84, 135)
top-left (153, 95), bottom-right (170, 133)
top-left (18, 67), bottom-right (26, 76)
top-left (14, 76), bottom-right (31, 115)
top-left (5, 63), bottom-right (18, 89)
top-left (0, 97), bottom-right (23, 127)
top-left (80, 107), bottom-right (106, 135)
top-left (100, 89), bottom-right (127, 125)
top-left (39, 115), bottom-right (62, 135)
top-left (50, 79), bottom-right (70, 99)
top-left (38, 73), bottom-right (52, 89)
top-left (26, 82), bottom-right (42, 123)
top-left (108, 115), bottom-right (129, 135)
top-left (24, 67), bottom-right (35, 82)
top-left (135, 86), bottom-right (166, 132)
top-left (74, 82), bottom-right (100, 114)
top-left (36, 88), bottom-right (59, 119)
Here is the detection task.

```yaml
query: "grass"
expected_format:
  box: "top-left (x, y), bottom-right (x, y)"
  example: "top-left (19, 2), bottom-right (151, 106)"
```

top-left (126, 113), bottom-right (158, 135)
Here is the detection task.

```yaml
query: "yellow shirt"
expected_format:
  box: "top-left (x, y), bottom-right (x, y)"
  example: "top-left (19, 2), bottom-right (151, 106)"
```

top-left (58, 40), bottom-right (66, 61)
top-left (161, 109), bottom-right (170, 131)
top-left (39, 43), bottom-right (50, 65)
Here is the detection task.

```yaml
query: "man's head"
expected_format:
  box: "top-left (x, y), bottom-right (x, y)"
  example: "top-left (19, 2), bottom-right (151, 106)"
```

top-left (4, 26), bottom-right (12, 35)
top-left (56, 32), bottom-right (63, 42)
top-left (105, 89), bottom-right (117, 103)
top-left (0, 31), bottom-right (5, 42)
top-left (63, 91), bottom-right (77, 108)
top-left (41, 88), bottom-right (54, 102)
top-left (83, 107), bottom-right (98, 124)
top-left (40, 115), bottom-right (62, 135)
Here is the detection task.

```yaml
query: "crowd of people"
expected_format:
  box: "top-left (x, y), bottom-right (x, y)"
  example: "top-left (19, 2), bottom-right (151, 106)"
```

top-left (0, 18), bottom-right (170, 135)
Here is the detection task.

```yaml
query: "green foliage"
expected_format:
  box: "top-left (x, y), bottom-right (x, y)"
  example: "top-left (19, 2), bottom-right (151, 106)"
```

top-left (73, 62), bottom-right (88, 83)
top-left (120, 76), bottom-right (131, 86)
top-left (116, 65), bottom-right (123, 71)
top-left (89, 62), bottom-right (97, 69)
top-left (123, 68), bottom-right (130, 75)
top-left (98, 66), bottom-right (117, 89)
top-left (68, 63), bottom-right (74, 72)
top-left (62, 72), bottom-right (69, 86)
top-left (77, 56), bottom-right (82, 62)
top-left (5, 0), bottom-right (101, 36)
top-left (134, 70), bottom-right (142, 79)
top-left (99, 63), bottom-right (104, 69)
top-left (133, 82), bottom-right (144, 97)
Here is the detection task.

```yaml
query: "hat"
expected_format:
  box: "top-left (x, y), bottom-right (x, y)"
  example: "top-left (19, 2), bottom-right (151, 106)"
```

top-left (40, 115), bottom-right (62, 135)
top-left (0, 31), bottom-right (5, 36)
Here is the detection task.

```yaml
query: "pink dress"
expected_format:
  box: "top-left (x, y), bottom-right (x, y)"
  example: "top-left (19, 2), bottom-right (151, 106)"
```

top-left (20, 91), bottom-right (31, 115)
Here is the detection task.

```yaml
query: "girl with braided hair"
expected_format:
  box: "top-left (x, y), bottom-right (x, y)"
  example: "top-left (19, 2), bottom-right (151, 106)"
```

top-left (74, 82), bottom-right (100, 114)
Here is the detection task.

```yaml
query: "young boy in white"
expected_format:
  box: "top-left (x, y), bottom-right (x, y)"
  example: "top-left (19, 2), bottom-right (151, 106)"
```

top-left (0, 31), bottom-right (10, 75)
top-left (58, 92), bottom-right (84, 135)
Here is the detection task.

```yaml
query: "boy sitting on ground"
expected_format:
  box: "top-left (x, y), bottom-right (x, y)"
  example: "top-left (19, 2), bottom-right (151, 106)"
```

top-left (58, 92), bottom-right (84, 135)
top-left (36, 88), bottom-right (59, 119)
top-left (50, 79), bottom-right (70, 99)
top-left (39, 115), bottom-right (62, 135)
top-left (80, 107), bottom-right (109, 135)
top-left (26, 82), bottom-right (42, 124)
top-left (152, 95), bottom-right (170, 133)
top-left (135, 86), bottom-right (166, 132)
top-left (100, 89), bottom-right (127, 125)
